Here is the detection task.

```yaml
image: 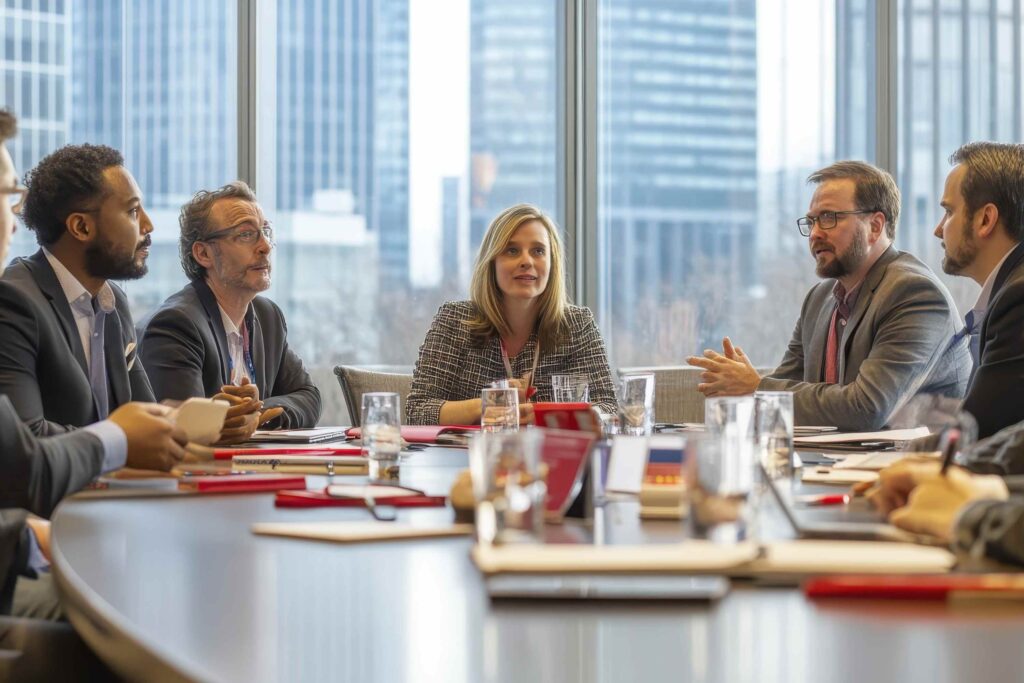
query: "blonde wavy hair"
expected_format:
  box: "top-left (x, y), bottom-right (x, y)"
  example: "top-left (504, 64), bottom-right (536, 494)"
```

top-left (467, 204), bottom-right (569, 350)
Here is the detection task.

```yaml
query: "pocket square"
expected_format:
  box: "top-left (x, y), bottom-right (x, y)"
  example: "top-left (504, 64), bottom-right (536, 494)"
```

top-left (125, 341), bottom-right (137, 370)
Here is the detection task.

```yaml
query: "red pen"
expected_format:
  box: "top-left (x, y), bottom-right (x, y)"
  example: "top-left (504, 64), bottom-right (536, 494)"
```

top-left (796, 493), bottom-right (849, 506)
top-left (526, 386), bottom-right (537, 400)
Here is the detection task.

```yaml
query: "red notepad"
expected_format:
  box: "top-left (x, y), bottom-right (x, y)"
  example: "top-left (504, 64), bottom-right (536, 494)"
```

top-left (345, 425), bottom-right (480, 444)
top-left (275, 489), bottom-right (447, 508)
top-left (179, 474), bottom-right (307, 493)
top-left (532, 403), bottom-right (599, 432)
top-left (210, 446), bottom-right (362, 461)
top-left (804, 575), bottom-right (1024, 601)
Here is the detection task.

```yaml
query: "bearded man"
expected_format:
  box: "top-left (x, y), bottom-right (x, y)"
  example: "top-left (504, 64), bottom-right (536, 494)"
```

top-left (0, 144), bottom-right (158, 435)
top-left (140, 181), bottom-right (321, 443)
top-left (687, 161), bottom-right (971, 431)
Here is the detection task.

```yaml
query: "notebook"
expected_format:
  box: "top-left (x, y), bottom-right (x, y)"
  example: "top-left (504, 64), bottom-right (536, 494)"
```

top-left (178, 474), bottom-right (307, 493)
top-left (346, 425), bottom-right (481, 447)
top-left (252, 521), bottom-right (473, 543)
top-left (247, 427), bottom-right (352, 444)
top-left (231, 454), bottom-right (368, 475)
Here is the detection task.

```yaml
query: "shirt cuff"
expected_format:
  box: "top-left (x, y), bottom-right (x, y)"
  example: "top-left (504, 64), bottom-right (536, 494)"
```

top-left (25, 526), bottom-right (50, 576)
top-left (82, 420), bottom-right (128, 473)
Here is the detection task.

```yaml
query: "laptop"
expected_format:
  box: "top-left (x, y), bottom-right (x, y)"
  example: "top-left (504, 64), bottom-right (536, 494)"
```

top-left (765, 470), bottom-right (928, 544)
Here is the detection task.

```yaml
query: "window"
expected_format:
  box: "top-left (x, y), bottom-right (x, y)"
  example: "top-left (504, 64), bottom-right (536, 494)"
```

top-left (596, 1), bottom-right (873, 368)
top-left (896, 0), bottom-right (1024, 314)
top-left (254, 0), bottom-right (562, 367)
top-left (1, 1), bottom-right (237, 318)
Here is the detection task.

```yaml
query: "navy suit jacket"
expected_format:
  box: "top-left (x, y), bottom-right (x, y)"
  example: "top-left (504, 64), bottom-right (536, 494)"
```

top-left (962, 242), bottom-right (1024, 439)
top-left (0, 250), bottom-right (153, 435)
top-left (139, 279), bottom-right (321, 428)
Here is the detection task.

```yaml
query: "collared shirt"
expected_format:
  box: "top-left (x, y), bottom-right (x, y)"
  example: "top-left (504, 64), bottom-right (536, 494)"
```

top-left (42, 248), bottom-right (115, 372)
top-left (218, 304), bottom-right (251, 385)
top-left (967, 248), bottom-right (1014, 331)
top-left (830, 279), bottom-right (864, 330)
top-left (41, 249), bottom-right (126, 472)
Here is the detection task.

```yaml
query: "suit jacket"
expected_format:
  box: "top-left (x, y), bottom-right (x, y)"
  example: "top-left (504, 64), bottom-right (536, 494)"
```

top-left (759, 246), bottom-right (972, 431)
top-left (0, 396), bottom-right (106, 613)
top-left (139, 279), bottom-right (321, 428)
top-left (0, 250), bottom-right (154, 436)
top-left (961, 242), bottom-right (1024, 440)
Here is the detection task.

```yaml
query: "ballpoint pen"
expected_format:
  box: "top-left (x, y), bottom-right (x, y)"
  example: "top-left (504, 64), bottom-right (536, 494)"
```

top-left (795, 493), bottom-right (849, 506)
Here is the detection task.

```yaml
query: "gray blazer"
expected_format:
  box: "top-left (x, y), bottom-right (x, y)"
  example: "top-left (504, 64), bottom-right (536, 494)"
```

top-left (759, 246), bottom-right (972, 430)
top-left (0, 250), bottom-right (154, 435)
top-left (139, 279), bottom-right (321, 429)
top-left (0, 396), bottom-right (106, 613)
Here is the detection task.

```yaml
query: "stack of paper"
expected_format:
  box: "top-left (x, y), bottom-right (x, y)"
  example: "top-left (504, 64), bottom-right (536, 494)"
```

top-left (793, 427), bottom-right (931, 451)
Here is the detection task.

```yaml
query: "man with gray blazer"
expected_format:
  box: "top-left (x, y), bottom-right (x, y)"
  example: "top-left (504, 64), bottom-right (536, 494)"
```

top-left (140, 181), bottom-right (321, 442)
top-left (0, 143), bottom-right (156, 436)
top-left (689, 161), bottom-right (971, 431)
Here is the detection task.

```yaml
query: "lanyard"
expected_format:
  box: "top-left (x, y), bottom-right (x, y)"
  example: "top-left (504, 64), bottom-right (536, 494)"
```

top-left (500, 338), bottom-right (541, 387)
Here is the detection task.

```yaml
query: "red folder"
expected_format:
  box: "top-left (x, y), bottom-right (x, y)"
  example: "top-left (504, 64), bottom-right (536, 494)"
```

top-left (211, 447), bottom-right (362, 461)
top-left (179, 474), bottom-right (307, 493)
top-left (345, 425), bottom-right (480, 444)
top-left (275, 490), bottom-right (447, 508)
top-left (804, 575), bottom-right (1024, 601)
top-left (540, 428), bottom-right (596, 518)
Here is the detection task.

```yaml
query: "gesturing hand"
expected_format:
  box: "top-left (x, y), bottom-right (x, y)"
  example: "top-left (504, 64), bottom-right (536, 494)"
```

top-left (686, 337), bottom-right (761, 396)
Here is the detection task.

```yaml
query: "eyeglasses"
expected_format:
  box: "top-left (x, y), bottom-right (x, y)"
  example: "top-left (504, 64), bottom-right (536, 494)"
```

top-left (202, 221), bottom-right (274, 246)
top-left (0, 186), bottom-right (27, 214)
top-left (796, 209), bottom-right (879, 237)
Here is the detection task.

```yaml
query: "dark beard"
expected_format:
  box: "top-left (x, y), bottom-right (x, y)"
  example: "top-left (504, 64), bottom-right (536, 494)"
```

top-left (941, 223), bottom-right (977, 276)
top-left (84, 234), bottom-right (150, 281)
top-left (815, 228), bottom-right (869, 279)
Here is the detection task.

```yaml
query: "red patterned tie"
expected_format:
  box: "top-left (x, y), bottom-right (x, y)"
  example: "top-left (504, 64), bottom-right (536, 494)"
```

top-left (824, 305), bottom-right (840, 384)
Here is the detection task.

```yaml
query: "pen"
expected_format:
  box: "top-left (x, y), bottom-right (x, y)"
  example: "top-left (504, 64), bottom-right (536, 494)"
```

top-left (938, 427), bottom-right (961, 475)
top-left (796, 493), bottom-right (849, 506)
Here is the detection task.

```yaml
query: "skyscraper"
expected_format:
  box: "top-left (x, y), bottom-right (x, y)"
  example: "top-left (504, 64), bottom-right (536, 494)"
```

top-left (274, 0), bottom-right (410, 283)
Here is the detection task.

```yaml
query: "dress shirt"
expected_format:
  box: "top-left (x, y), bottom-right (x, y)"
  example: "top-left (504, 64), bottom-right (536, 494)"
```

top-left (822, 280), bottom-right (863, 383)
top-left (31, 252), bottom-right (128, 469)
top-left (24, 525), bottom-right (49, 576)
top-left (967, 249), bottom-right (1014, 337)
top-left (41, 248), bottom-right (115, 371)
top-left (218, 304), bottom-right (251, 385)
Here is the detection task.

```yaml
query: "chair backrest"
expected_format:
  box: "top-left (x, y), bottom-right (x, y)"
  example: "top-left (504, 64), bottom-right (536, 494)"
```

top-left (333, 365), bottom-right (414, 426)
top-left (616, 365), bottom-right (775, 424)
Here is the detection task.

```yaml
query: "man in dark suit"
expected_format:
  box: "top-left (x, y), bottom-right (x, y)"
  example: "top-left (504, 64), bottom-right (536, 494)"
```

top-left (934, 142), bottom-right (1024, 440)
top-left (0, 143), bottom-right (156, 436)
top-left (141, 181), bottom-right (321, 442)
top-left (0, 108), bottom-right (184, 640)
top-left (688, 161), bottom-right (971, 430)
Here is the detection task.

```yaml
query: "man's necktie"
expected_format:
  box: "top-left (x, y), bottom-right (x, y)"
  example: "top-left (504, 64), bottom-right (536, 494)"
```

top-left (89, 297), bottom-right (109, 420)
top-left (824, 304), bottom-right (840, 384)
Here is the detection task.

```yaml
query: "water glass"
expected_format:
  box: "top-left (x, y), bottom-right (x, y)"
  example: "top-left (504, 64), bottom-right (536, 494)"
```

top-left (754, 391), bottom-right (794, 479)
top-left (480, 387), bottom-right (519, 432)
top-left (468, 430), bottom-right (546, 545)
top-left (551, 374), bottom-right (590, 403)
top-left (618, 373), bottom-right (655, 436)
top-left (361, 392), bottom-right (402, 480)
top-left (688, 431), bottom-right (759, 542)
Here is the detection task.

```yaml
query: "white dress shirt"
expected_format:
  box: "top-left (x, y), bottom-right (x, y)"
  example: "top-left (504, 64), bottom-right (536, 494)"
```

top-left (218, 304), bottom-right (251, 385)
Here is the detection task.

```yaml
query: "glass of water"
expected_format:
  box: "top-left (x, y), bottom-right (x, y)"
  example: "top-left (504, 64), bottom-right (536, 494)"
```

top-left (754, 391), bottom-right (794, 479)
top-left (361, 392), bottom-right (402, 480)
top-left (551, 374), bottom-right (590, 403)
top-left (480, 387), bottom-right (519, 432)
top-left (696, 396), bottom-right (759, 541)
top-left (618, 372), bottom-right (655, 436)
top-left (468, 430), bottom-right (546, 545)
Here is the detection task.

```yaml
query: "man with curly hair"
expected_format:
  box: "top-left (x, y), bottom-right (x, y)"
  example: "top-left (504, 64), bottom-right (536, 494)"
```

top-left (0, 143), bottom-right (157, 435)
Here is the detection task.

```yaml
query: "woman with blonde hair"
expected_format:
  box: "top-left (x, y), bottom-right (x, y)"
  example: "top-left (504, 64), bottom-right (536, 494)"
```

top-left (406, 203), bottom-right (617, 425)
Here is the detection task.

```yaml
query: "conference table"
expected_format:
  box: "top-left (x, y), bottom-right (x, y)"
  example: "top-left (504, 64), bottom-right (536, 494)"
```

top-left (51, 446), bottom-right (1024, 683)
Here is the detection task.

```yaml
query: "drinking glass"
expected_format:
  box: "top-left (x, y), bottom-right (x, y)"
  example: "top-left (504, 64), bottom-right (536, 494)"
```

top-left (481, 387), bottom-right (519, 433)
top-left (468, 430), bottom-right (546, 544)
top-left (551, 374), bottom-right (590, 403)
top-left (754, 391), bottom-right (794, 479)
top-left (696, 396), bottom-right (759, 541)
top-left (618, 373), bottom-right (655, 436)
top-left (361, 392), bottom-right (402, 480)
